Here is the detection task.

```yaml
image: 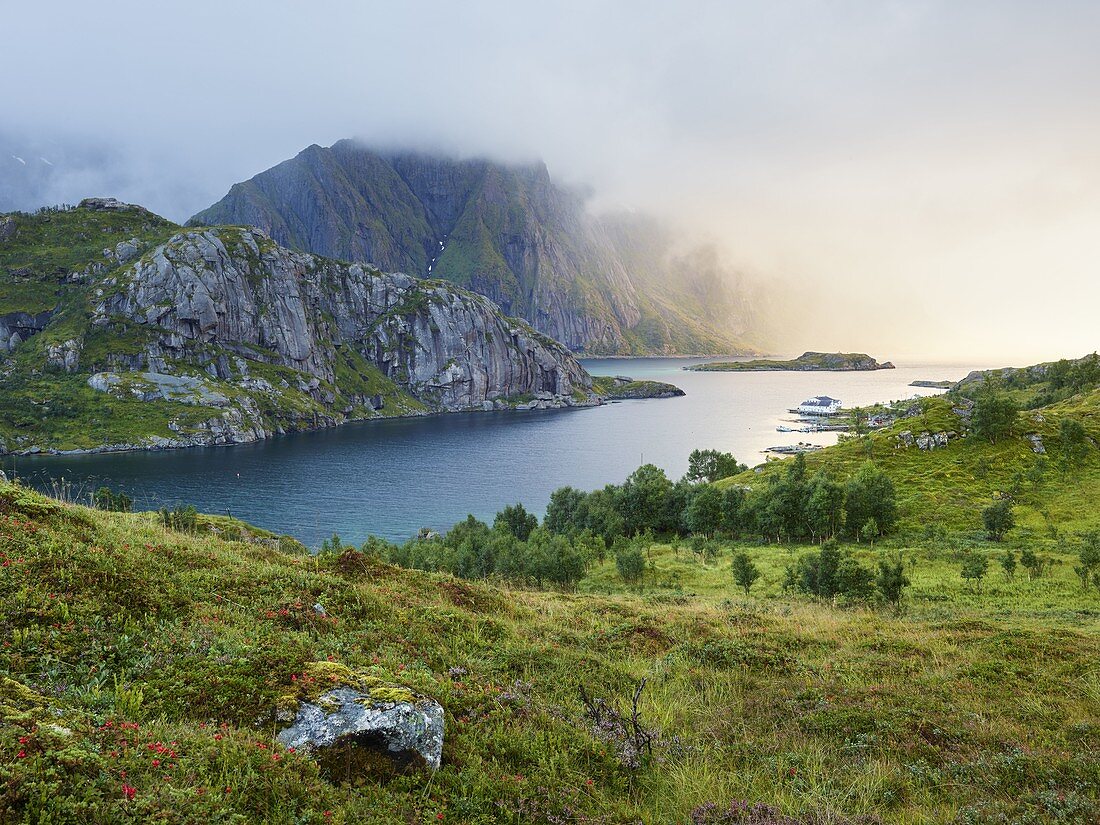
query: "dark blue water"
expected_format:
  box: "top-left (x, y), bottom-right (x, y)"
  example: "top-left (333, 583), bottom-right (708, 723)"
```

top-left (10, 358), bottom-right (986, 545)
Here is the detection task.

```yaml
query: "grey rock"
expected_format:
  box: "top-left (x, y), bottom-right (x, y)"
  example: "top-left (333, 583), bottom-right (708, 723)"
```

top-left (0, 309), bottom-right (53, 352)
top-left (114, 238), bottom-right (141, 263)
top-left (45, 338), bottom-right (82, 372)
top-left (0, 216), bottom-right (15, 242)
top-left (103, 229), bottom-right (591, 414)
top-left (1026, 433), bottom-right (1046, 454)
top-left (78, 197), bottom-right (146, 213)
top-left (87, 371), bottom-right (231, 407)
top-left (897, 430), bottom-right (915, 448)
top-left (277, 687), bottom-right (444, 771)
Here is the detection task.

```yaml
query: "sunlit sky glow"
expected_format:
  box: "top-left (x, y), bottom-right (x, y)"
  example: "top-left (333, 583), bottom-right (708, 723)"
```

top-left (3, 1), bottom-right (1098, 363)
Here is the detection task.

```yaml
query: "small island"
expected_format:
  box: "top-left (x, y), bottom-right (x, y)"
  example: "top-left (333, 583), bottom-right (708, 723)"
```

top-left (686, 351), bottom-right (895, 372)
top-left (909, 379), bottom-right (955, 389)
top-left (592, 375), bottom-right (686, 399)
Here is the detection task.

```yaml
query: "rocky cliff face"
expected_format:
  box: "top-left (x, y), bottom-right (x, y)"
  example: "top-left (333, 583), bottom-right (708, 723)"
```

top-left (189, 141), bottom-right (760, 355)
top-left (97, 228), bottom-right (590, 414)
top-left (0, 202), bottom-right (619, 454)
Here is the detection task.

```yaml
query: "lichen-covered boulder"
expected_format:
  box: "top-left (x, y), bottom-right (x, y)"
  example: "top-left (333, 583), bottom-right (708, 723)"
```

top-left (275, 663), bottom-right (443, 774)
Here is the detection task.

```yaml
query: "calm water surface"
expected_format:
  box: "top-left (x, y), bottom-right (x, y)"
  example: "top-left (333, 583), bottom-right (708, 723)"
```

top-left (11, 358), bottom-right (989, 545)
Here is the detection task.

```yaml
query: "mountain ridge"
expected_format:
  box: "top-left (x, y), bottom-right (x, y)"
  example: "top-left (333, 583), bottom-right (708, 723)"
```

top-left (0, 200), bottom-right (677, 455)
top-left (189, 140), bottom-right (761, 355)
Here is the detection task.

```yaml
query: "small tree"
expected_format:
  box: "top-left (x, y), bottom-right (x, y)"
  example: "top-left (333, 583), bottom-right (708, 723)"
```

top-left (982, 500), bottom-right (1015, 541)
top-left (961, 552), bottom-right (989, 592)
top-left (1020, 547), bottom-right (1042, 580)
top-left (971, 392), bottom-right (1018, 444)
top-left (685, 449), bottom-right (746, 483)
top-left (876, 554), bottom-right (910, 607)
top-left (684, 485), bottom-right (724, 538)
top-left (1075, 531), bottom-right (1100, 590)
top-left (615, 546), bottom-right (646, 585)
top-left (730, 550), bottom-right (760, 595)
top-left (494, 503), bottom-right (538, 541)
top-left (860, 517), bottom-right (879, 547)
top-left (1058, 418), bottom-right (1089, 472)
top-left (1000, 550), bottom-right (1017, 580)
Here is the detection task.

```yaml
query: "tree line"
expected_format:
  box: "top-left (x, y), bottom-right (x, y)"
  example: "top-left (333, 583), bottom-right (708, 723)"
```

top-left (336, 449), bottom-right (899, 591)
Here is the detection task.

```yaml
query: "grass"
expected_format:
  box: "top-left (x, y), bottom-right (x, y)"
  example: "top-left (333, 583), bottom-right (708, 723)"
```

top-left (1, 478), bottom-right (1097, 823)
top-left (719, 391), bottom-right (1100, 535)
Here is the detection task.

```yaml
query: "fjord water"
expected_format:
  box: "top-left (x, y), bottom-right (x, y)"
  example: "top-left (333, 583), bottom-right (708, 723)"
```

top-left (12, 359), bottom-right (987, 545)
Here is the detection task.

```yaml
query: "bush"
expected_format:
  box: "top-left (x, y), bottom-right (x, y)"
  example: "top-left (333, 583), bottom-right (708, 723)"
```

top-left (982, 500), bottom-right (1015, 541)
top-left (93, 485), bottom-right (132, 512)
top-left (615, 545), bottom-right (646, 585)
top-left (159, 504), bottom-right (198, 533)
top-left (730, 550), bottom-right (760, 595)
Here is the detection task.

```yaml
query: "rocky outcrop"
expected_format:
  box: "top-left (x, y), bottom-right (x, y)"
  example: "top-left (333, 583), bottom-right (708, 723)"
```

top-left (188, 141), bottom-right (759, 355)
top-left (275, 664), bottom-right (444, 774)
top-left (896, 430), bottom-right (957, 450)
top-left (277, 687), bottom-right (444, 773)
top-left (0, 226), bottom-right (603, 452)
top-left (594, 376), bottom-right (687, 400)
top-left (0, 310), bottom-right (53, 352)
top-left (1, 204), bottom-right (685, 455)
top-left (98, 228), bottom-right (590, 412)
top-left (46, 338), bottom-right (82, 372)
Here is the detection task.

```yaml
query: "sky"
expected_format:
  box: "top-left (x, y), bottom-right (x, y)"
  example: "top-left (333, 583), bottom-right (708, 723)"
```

top-left (2, 0), bottom-right (1099, 363)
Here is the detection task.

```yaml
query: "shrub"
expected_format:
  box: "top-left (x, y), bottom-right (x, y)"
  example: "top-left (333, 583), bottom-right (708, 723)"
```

top-left (982, 500), bottom-right (1015, 541)
top-left (961, 552), bottom-right (989, 591)
top-left (615, 545), bottom-right (646, 585)
top-left (730, 551), bottom-right (760, 595)
top-left (876, 554), bottom-right (910, 606)
top-left (159, 504), bottom-right (198, 533)
top-left (93, 486), bottom-right (132, 512)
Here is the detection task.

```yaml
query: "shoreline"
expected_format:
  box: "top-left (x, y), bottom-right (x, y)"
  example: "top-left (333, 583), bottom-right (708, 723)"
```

top-left (3, 383), bottom-right (685, 460)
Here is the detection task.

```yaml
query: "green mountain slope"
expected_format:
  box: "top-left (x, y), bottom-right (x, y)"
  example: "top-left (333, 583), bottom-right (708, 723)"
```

top-left (1, 476), bottom-right (1097, 822)
top-left (189, 141), bottom-right (761, 355)
top-left (719, 355), bottom-right (1100, 536)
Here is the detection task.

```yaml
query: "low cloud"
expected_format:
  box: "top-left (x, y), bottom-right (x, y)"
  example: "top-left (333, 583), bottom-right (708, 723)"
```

top-left (2, 1), bottom-right (1098, 362)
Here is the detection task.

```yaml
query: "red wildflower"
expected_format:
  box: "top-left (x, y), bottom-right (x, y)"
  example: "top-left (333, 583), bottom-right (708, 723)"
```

top-left (17, 750), bottom-right (26, 758)
top-left (122, 784), bottom-right (136, 801)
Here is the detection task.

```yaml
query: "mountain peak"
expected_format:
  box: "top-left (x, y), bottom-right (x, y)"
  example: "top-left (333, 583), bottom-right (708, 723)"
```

top-left (190, 141), bottom-right (760, 355)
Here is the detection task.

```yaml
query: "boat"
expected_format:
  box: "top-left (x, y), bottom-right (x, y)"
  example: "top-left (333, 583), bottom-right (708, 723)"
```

top-left (764, 442), bottom-right (824, 455)
top-left (788, 395), bottom-right (843, 416)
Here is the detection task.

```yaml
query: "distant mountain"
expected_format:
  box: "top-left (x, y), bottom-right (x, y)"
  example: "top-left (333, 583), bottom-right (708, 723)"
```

top-left (189, 141), bottom-right (760, 354)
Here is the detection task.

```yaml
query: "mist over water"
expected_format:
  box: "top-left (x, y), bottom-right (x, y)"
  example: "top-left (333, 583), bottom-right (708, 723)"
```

top-left (12, 359), bottom-right (991, 546)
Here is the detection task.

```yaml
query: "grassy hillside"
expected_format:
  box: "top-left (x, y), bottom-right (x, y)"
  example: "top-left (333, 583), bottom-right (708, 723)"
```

top-left (1, 478), bottom-right (1098, 823)
top-left (719, 387), bottom-right (1100, 537)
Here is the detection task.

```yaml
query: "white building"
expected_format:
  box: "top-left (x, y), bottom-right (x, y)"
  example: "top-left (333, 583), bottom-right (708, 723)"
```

top-left (797, 396), bottom-right (842, 416)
